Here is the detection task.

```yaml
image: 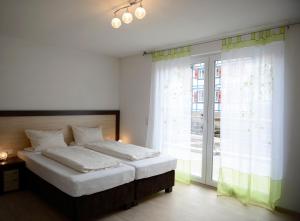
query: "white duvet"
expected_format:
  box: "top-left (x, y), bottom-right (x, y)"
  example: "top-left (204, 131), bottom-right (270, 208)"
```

top-left (42, 146), bottom-right (120, 173)
top-left (85, 141), bottom-right (160, 161)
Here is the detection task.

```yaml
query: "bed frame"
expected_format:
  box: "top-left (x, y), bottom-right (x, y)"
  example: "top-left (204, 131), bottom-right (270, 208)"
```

top-left (0, 110), bottom-right (175, 220)
top-left (135, 170), bottom-right (175, 202)
top-left (25, 168), bottom-right (134, 221)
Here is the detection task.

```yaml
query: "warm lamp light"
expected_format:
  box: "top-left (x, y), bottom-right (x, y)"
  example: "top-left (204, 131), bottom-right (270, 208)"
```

top-left (111, 17), bottom-right (122, 29)
top-left (0, 151), bottom-right (8, 161)
top-left (135, 6), bottom-right (146, 19)
top-left (122, 9), bottom-right (133, 24)
top-left (111, 1), bottom-right (146, 29)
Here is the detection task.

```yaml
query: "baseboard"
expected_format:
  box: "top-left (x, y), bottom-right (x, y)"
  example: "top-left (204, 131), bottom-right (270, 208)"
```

top-left (276, 206), bottom-right (300, 217)
top-left (190, 181), bottom-right (217, 190)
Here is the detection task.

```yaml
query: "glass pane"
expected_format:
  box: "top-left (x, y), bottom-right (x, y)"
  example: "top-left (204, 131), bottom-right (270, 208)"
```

top-left (213, 60), bottom-right (222, 182)
top-left (191, 63), bottom-right (205, 178)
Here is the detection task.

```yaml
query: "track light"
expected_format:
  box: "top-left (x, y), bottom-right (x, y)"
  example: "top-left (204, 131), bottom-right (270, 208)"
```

top-left (135, 4), bottom-right (146, 19)
top-left (122, 8), bottom-right (133, 24)
top-left (111, 16), bottom-right (122, 29)
top-left (111, 0), bottom-right (146, 29)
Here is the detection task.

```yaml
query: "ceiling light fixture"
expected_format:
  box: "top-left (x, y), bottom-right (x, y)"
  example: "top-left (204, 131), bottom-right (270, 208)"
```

top-left (111, 0), bottom-right (146, 29)
top-left (122, 8), bottom-right (133, 24)
top-left (135, 3), bottom-right (146, 19)
top-left (111, 14), bottom-right (122, 29)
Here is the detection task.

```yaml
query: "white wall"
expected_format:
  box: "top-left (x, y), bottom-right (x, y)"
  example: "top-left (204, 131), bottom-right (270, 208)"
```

top-left (119, 25), bottom-right (300, 212)
top-left (280, 24), bottom-right (300, 212)
top-left (0, 35), bottom-right (119, 110)
top-left (120, 54), bottom-right (152, 145)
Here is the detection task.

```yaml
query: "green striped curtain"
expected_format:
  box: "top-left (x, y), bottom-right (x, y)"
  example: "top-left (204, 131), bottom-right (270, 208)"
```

top-left (217, 26), bottom-right (286, 210)
top-left (151, 46), bottom-right (191, 62)
top-left (222, 26), bottom-right (286, 50)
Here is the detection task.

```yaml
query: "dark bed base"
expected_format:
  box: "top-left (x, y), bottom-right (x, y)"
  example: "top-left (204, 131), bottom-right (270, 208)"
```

top-left (134, 170), bottom-right (175, 202)
top-left (25, 168), bottom-right (175, 220)
top-left (25, 168), bottom-right (135, 221)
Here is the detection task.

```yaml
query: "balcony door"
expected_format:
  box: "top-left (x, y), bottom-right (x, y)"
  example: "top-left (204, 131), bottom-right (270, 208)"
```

top-left (190, 54), bottom-right (221, 187)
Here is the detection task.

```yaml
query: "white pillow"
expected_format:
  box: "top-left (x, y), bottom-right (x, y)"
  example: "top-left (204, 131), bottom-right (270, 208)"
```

top-left (25, 129), bottom-right (67, 151)
top-left (72, 126), bottom-right (104, 145)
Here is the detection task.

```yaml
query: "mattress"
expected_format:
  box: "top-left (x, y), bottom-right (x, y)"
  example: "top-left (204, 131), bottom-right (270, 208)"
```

top-left (117, 154), bottom-right (177, 180)
top-left (17, 151), bottom-right (135, 197)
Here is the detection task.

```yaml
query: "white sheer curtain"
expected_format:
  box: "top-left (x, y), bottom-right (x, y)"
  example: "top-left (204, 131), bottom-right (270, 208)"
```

top-left (218, 41), bottom-right (284, 209)
top-left (146, 56), bottom-right (192, 183)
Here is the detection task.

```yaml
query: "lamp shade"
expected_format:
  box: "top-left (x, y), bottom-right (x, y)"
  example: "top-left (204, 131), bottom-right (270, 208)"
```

top-left (122, 11), bottom-right (133, 24)
top-left (0, 151), bottom-right (8, 161)
top-left (111, 17), bottom-right (122, 29)
top-left (135, 6), bottom-right (146, 19)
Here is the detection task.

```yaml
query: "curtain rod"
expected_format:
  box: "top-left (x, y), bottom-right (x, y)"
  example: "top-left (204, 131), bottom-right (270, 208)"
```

top-left (143, 22), bottom-right (299, 56)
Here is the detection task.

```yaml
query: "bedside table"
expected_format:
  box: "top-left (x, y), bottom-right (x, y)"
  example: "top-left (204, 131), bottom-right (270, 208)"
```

top-left (0, 157), bottom-right (25, 194)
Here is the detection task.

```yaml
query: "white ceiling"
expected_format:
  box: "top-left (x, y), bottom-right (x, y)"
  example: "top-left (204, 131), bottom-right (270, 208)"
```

top-left (0, 0), bottom-right (299, 57)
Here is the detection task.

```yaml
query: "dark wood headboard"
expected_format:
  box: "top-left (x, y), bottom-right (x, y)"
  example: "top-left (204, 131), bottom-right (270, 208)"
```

top-left (0, 110), bottom-right (120, 155)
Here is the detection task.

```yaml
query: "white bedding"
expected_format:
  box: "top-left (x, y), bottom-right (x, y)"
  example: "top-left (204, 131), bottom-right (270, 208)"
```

top-left (18, 151), bottom-right (135, 197)
top-left (106, 154), bottom-right (177, 180)
top-left (42, 146), bottom-right (120, 173)
top-left (85, 141), bottom-right (160, 161)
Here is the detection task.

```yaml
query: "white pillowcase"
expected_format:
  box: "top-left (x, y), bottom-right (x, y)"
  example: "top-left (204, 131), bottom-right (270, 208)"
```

top-left (25, 129), bottom-right (67, 151)
top-left (72, 126), bottom-right (104, 145)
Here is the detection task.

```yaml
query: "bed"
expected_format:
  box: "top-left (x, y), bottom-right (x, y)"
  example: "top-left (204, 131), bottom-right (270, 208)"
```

top-left (17, 151), bottom-right (135, 197)
top-left (17, 150), bottom-right (135, 220)
top-left (117, 155), bottom-right (176, 201)
top-left (84, 141), bottom-right (177, 202)
top-left (0, 110), bottom-right (176, 219)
